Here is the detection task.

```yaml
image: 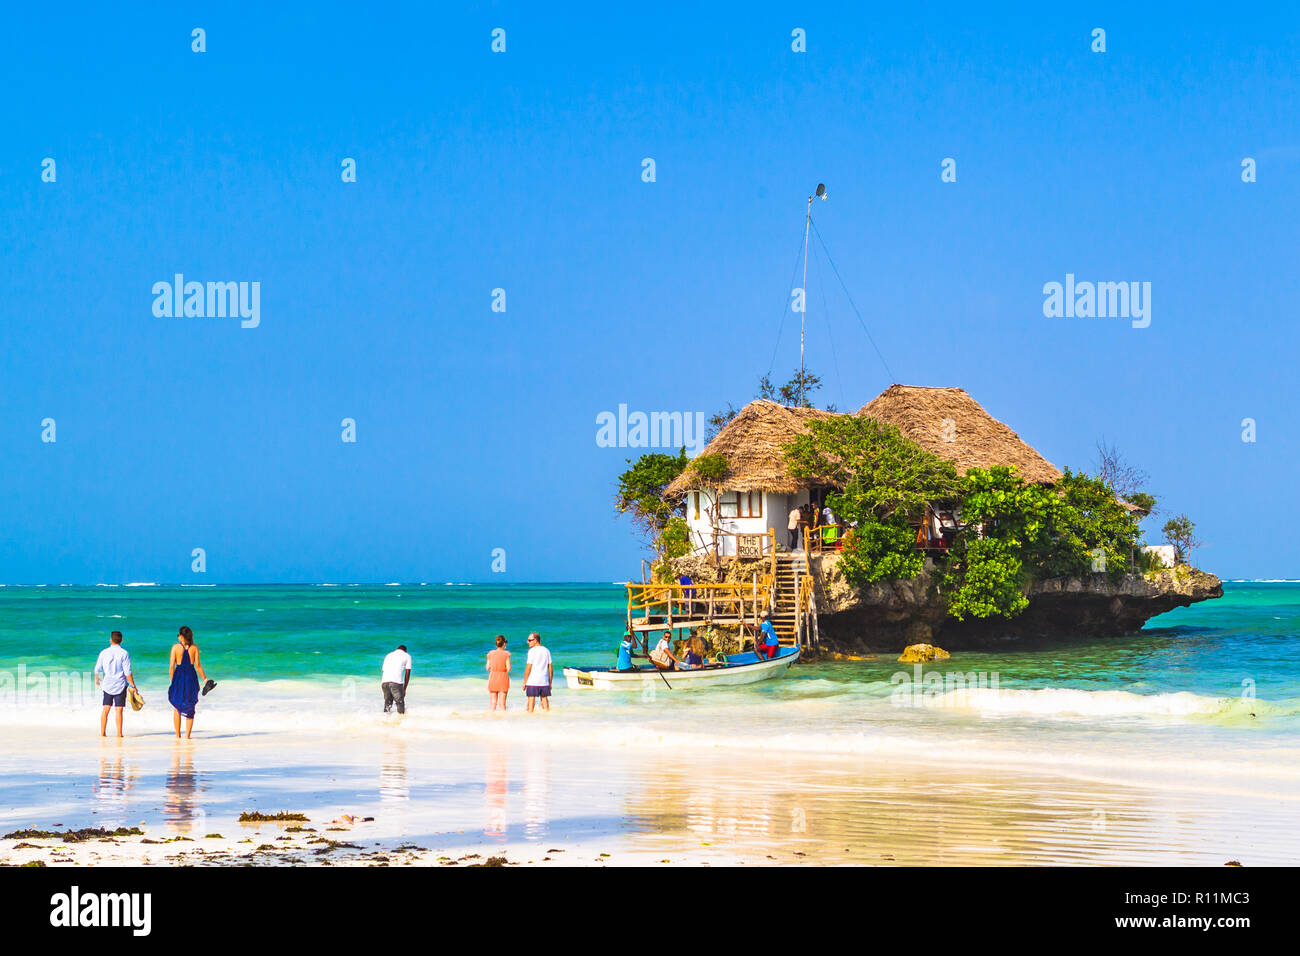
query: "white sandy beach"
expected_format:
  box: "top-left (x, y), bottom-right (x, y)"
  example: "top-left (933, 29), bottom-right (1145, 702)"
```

top-left (3, 706), bottom-right (1297, 867)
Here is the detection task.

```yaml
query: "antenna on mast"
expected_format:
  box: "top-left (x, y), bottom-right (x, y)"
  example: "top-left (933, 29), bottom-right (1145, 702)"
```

top-left (799, 183), bottom-right (827, 405)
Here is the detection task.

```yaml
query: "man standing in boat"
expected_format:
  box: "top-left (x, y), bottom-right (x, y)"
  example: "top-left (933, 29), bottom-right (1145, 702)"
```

top-left (759, 614), bottom-right (781, 659)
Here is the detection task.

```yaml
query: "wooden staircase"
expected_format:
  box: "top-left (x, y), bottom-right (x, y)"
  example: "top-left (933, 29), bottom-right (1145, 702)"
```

top-left (771, 551), bottom-right (806, 647)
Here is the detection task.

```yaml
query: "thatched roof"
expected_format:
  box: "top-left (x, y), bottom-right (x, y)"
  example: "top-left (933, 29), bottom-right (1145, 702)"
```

top-left (666, 386), bottom-right (1062, 497)
top-left (664, 400), bottom-right (838, 496)
top-left (857, 385), bottom-right (1062, 484)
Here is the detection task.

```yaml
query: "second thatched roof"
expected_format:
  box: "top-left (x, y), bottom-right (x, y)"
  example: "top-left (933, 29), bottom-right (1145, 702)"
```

top-left (663, 400), bottom-right (838, 496)
top-left (857, 385), bottom-right (1062, 484)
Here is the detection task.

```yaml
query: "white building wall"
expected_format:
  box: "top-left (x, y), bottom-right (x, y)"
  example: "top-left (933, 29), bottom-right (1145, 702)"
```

top-left (1141, 544), bottom-right (1177, 569)
top-left (683, 488), bottom-right (815, 555)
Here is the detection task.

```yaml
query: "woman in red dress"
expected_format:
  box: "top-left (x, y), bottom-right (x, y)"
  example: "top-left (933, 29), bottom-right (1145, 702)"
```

top-left (486, 635), bottom-right (511, 711)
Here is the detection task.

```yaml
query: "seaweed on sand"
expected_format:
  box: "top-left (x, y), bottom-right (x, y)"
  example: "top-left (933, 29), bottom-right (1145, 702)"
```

top-left (312, 840), bottom-right (361, 856)
top-left (238, 811), bottom-right (308, 823)
top-left (4, 827), bottom-right (143, 842)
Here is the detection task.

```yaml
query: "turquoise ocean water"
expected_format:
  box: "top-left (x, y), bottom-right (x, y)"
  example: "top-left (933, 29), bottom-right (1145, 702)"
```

top-left (1, 581), bottom-right (1297, 786)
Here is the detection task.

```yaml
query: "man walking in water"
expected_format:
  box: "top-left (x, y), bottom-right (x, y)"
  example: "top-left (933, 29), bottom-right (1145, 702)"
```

top-left (94, 631), bottom-right (138, 738)
top-left (381, 644), bottom-right (413, 714)
top-left (523, 633), bottom-right (552, 713)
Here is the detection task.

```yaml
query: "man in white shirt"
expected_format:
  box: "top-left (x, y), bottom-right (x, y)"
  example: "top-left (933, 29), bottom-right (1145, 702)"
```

top-left (94, 631), bottom-right (139, 738)
top-left (788, 505), bottom-right (801, 550)
top-left (381, 645), bottom-right (413, 714)
top-left (522, 632), bottom-right (553, 713)
top-left (649, 631), bottom-right (678, 670)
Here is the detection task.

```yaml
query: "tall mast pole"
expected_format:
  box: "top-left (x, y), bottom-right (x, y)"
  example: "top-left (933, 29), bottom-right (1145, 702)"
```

top-left (799, 193), bottom-right (812, 406)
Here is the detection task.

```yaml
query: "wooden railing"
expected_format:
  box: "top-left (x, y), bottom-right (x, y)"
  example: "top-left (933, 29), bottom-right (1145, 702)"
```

top-left (626, 578), bottom-right (772, 633)
top-left (803, 524), bottom-right (846, 556)
top-left (791, 567), bottom-right (820, 649)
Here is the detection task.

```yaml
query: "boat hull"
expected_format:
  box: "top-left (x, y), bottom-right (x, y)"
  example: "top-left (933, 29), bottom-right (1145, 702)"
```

top-left (562, 647), bottom-right (799, 690)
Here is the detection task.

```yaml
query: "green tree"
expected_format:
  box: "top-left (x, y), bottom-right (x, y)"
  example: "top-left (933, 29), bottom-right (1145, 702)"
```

top-left (707, 368), bottom-right (834, 440)
top-left (614, 450), bottom-right (688, 552)
top-left (943, 466), bottom-right (1054, 619)
top-left (775, 368), bottom-right (822, 407)
top-left (784, 416), bottom-right (961, 584)
top-left (785, 416), bottom-right (961, 523)
top-left (686, 453), bottom-right (731, 563)
top-left (1161, 514), bottom-right (1201, 565)
top-left (1124, 491), bottom-right (1156, 517)
top-left (943, 466), bottom-right (1146, 620)
top-left (1047, 469), bottom-right (1144, 580)
top-left (945, 538), bottom-right (1030, 620)
top-left (658, 516), bottom-right (692, 560)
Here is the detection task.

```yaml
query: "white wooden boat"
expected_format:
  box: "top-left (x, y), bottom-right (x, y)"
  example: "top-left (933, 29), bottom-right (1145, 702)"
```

top-left (563, 646), bottom-right (799, 691)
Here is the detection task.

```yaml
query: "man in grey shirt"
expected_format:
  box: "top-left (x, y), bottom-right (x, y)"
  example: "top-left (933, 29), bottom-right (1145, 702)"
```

top-left (94, 631), bottom-right (139, 738)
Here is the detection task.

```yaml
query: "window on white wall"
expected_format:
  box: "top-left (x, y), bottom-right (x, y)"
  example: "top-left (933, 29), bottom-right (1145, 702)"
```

top-left (693, 492), bottom-right (700, 520)
top-left (719, 491), bottom-right (739, 518)
top-left (737, 491), bottom-right (762, 518)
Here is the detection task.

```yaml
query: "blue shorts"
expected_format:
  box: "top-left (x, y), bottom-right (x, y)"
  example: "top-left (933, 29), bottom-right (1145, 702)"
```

top-left (102, 690), bottom-right (126, 707)
top-left (525, 684), bottom-right (551, 698)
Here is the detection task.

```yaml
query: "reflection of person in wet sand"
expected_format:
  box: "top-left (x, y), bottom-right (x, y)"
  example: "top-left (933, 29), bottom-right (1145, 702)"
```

top-left (522, 748), bottom-right (550, 840)
top-left (164, 745), bottom-right (199, 833)
top-left (380, 741), bottom-right (409, 802)
top-left (486, 635), bottom-right (511, 711)
top-left (94, 754), bottom-right (129, 807)
top-left (484, 743), bottom-right (508, 838)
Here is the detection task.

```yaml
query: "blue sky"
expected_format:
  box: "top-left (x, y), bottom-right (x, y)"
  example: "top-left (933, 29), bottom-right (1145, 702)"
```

top-left (1, 3), bottom-right (1297, 582)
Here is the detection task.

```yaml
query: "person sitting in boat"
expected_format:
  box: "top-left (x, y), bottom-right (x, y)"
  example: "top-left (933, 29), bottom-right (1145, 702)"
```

top-left (759, 614), bottom-right (781, 659)
top-left (616, 631), bottom-right (639, 672)
top-left (680, 634), bottom-right (707, 669)
top-left (649, 631), bottom-right (678, 670)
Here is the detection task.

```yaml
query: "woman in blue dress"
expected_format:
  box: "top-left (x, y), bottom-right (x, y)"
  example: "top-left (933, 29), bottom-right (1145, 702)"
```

top-left (168, 626), bottom-right (209, 739)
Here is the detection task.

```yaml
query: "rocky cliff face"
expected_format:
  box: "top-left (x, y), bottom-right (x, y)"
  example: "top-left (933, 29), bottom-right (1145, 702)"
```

top-left (658, 552), bottom-right (1224, 652)
top-left (811, 554), bottom-right (1223, 651)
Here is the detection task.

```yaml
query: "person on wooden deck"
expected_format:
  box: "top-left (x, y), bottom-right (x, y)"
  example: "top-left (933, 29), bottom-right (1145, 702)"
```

top-left (787, 505), bottom-right (801, 549)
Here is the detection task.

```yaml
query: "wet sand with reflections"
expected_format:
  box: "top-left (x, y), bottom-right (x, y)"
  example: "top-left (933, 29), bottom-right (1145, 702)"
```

top-left (1, 726), bottom-right (1294, 866)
